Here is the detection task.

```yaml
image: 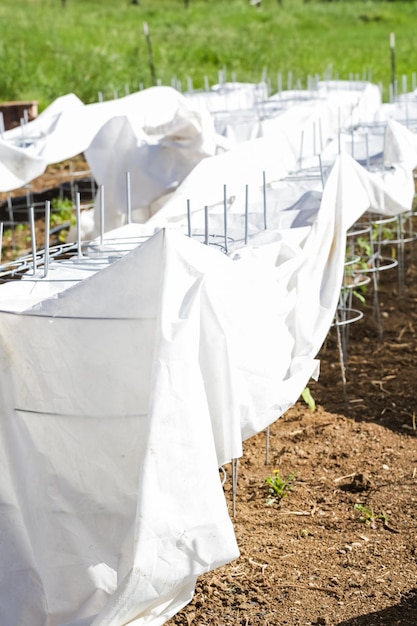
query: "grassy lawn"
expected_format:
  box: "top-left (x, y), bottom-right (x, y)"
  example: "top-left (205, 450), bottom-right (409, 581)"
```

top-left (1, 0), bottom-right (417, 108)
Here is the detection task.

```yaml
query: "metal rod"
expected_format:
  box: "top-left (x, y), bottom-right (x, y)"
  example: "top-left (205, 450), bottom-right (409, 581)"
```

top-left (20, 117), bottom-right (26, 145)
top-left (204, 206), bottom-right (209, 245)
top-left (0, 222), bottom-right (3, 265)
top-left (318, 154), bottom-right (324, 189)
top-left (76, 192), bottom-right (82, 258)
top-left (265, 426), bottom-right (270, 465)
top-left (244, 184), bottom-right (249, 245)
top-left (318, 117), bottom-right (323, 153)
top-left (126, 171), bottom-right (132, 224)
top-left (6, 195), bottom-right (16, 251)
top-left (313, 120), bottom-right (316, 155)
top-left (29, 206), bottom-right (37, 276)
top-left (299, 130), bottom-right (304, 169)
top-left (99, 184), bottom-right (104, 246)
top-left (143, 22), bottom-right (157, 86)
top-left (390, 32), bottom-right (396, 100)
top-left (405, 96), bottom-right (409, 129)
top-left (187, 199), bottom-right (191, 237)
top-left (223, 184), bottom-right (228, 254)
top-left (337, 107), bottom-right (342, 155)
top-left (397, 214), bottom-right (405, 295)
top-left (232, 458), bottom-right (238, 518)
top-left (43, 200), bottom-right (50, 278)
top-left (334, 309), bottom-right (348, 407)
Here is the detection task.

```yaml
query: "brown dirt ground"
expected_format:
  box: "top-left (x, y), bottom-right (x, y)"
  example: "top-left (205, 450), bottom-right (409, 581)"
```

top-left (1, 162), bottom-right (417, 626)
top-left (168, 239), bottom-right (417, 626)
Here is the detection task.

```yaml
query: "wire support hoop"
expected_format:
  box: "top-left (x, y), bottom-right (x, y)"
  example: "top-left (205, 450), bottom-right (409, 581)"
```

top-left (332, 307), bottom-right (364, 327)
top-left (352, 255), bottom-right (398, 275)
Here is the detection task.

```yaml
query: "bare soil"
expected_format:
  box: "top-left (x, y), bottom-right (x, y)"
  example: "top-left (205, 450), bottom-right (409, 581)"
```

top-left (168, 249), bottom-right (417, 626)
top-left (1, 163), bottom-right (417, 626)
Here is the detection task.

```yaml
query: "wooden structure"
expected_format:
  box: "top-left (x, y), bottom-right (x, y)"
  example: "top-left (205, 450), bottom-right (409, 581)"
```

top-left (0, 101), bottom-right (38, 131)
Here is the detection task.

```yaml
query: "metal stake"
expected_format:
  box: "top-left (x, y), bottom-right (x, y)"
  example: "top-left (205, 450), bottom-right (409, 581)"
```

top-left (43, 200), bottom-right (50, 278)
top-left (231, 458), bottom-right (239, 518)
top-left (29, 206), bottom-right (37, 276)
top-left (244, 184), bottom-right (249, 245)
top-left (186, 199), bottom-right (191, 237)
top-left (223, 184), bottom-right (228, 254)
top-left (99, 185), bottom-right (104, 246)
top-left (76, 192), bottom-right (82, 258)
top-left (126, 171), bottom-right (132, 224)
top-left (390, 32), bottom-right (396, 100)
top-left (143, 22), bottom-right (157, 86)
top-left (204, 206), bottom-right (209, 245)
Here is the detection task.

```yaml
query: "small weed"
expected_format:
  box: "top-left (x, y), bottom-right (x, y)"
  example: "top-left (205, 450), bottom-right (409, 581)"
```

top-left (354, 503), bottom-right (389, 529)
top-left (265, 470), bottom-right (295, 506)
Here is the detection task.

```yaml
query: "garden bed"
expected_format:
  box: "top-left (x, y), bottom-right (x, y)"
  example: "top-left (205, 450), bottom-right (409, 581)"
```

top-left (169, 249), bottom-right (417, 626)
top-left (1, 164), bottom-right (417, 626)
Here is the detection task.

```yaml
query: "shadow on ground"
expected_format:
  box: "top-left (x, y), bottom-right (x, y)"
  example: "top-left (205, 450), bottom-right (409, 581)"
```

top-left (336, 588), bottom-right (417, 626)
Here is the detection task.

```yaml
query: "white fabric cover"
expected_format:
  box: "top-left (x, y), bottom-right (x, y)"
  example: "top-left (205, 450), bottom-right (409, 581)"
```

top-left (1, 81), bottom-right (417, 625)
top-left (0, 87), bottom-right (220, 228)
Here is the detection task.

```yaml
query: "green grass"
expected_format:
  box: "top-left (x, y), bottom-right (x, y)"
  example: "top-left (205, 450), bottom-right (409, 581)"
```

top-left (1, 0), bottom-right (417, 109)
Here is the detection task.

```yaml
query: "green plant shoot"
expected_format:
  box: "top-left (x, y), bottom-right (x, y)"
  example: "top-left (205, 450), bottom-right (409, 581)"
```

top-left (265, 470), bottom-right (295, 506)
top-left (301, 386), bottom-right (316, 412)
top-left (354, 503), bottom-right (389, 529)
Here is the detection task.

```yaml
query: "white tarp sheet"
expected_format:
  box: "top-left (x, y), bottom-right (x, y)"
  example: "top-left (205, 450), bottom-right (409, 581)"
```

top-left (0, 80), bottom-right (383, 235)
top-left (0, 86), bottom-right (220, 213)
top-left (1, 81), bottom-right (417, 625)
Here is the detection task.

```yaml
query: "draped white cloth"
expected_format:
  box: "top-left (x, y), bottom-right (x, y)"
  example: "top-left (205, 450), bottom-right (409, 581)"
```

top-left (1, 81), bottom-right (417, 625)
